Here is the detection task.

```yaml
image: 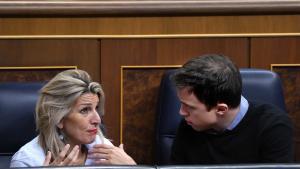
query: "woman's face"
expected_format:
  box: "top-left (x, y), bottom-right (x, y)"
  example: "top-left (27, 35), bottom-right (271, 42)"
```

top-left (58, 93), bottom-right (101, 146)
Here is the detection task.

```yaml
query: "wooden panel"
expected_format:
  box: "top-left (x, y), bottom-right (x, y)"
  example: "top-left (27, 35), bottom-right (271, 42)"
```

top-left (1, 15), bottom-right (300, 35)
top-left (272, 66), bottom-right (300, 161)
top-left (0, 67), bottom-right (75, 82)
top-left (251, 38), bottom-right (300, 161)
top-left (0, 39), bottom-right (100, 82)
top-left (101, 38), bottom-right (249, 164)
top-left (122, 68), bottom-right (169, 164)
top-left (250, 37), bottom-right (300, 69)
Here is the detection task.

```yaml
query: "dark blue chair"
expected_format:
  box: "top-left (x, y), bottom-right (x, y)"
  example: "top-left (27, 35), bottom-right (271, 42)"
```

top-left (155, 68), bottom-right (287, 165)
top-left (0, 82), bottom-right (44, 168)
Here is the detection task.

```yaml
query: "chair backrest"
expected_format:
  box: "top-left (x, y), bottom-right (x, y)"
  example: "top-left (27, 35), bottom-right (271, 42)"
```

top-left (0, 82), bottom-right (44, 168)
top-left (155, 68), bottom-right (286, 165)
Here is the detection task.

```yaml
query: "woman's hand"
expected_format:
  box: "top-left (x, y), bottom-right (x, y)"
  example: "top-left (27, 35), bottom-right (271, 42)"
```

top-left (88, 144), bottom-right (136, 165)
top-left (43, 144), bottom-right (80, 166)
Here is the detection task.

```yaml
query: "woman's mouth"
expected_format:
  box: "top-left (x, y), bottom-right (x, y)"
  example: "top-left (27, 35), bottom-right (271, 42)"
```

top-left (87, 128), bottom-right (98, 135)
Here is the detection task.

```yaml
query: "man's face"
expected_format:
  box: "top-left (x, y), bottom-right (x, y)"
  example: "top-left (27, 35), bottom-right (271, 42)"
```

top-left (177, 87), bottom-right (218, 131)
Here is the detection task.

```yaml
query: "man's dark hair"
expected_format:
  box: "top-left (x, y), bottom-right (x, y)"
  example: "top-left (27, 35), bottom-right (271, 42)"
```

top-left (172, 54), bottom-right (242, 110)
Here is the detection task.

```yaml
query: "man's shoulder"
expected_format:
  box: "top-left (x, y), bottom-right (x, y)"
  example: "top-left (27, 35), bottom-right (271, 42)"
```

top-left (248, 101), bottom-right (288, 118)
top-left (247, 101), bottom-right (292, 127)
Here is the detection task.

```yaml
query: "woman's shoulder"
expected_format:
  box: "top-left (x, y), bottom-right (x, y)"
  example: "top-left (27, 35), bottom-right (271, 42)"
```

top-left (10, 136), bottom-right (45, 167)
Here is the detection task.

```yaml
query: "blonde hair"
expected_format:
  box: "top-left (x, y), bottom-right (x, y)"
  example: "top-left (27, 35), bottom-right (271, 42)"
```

top-left (35, 69), bottom-right (105, 159)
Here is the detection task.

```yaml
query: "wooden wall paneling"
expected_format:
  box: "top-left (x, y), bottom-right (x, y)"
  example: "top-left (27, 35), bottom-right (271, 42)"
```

top-left (250, 37), bottom-right (300, 69)
top-left (155, 38), bottom-right (249, 67)
top-left (0, 67), bottom-right (76, 82)
top-left (101, 38), bottom-right (249, 164)
top-left (1, 15), bottom-right (300, 35)
top-left (272, 65), bottom-right (300, 161)
top-left (0, 39), bottom-right (101, 82)
top-left (122, 67), bottom-right (174, 165)
top-left (251, 37), bottom-right (300, 161)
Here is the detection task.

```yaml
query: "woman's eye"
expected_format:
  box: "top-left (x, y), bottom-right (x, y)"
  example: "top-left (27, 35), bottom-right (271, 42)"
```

top-left (80, 107), bottom-right (89, 114)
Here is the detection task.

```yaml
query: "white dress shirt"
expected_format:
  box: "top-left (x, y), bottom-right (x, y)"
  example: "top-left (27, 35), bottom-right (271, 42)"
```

top-left (10, 135), bottom-right (113, 167)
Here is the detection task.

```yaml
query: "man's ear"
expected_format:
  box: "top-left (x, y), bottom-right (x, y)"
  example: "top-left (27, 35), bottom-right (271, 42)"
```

top-left (216, 103), bottom-right (229, 116)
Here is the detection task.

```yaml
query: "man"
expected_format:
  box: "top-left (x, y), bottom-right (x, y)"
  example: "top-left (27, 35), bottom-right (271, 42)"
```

top-left (171, 54), bottom-right (294, 164)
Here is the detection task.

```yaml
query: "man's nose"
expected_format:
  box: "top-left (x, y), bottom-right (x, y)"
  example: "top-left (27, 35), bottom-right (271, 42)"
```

top-left (179, 106), bottom-right (188, 116)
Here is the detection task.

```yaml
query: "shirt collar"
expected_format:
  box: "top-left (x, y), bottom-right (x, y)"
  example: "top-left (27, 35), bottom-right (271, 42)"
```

top-left (227, 95), bottom-right (249, 130)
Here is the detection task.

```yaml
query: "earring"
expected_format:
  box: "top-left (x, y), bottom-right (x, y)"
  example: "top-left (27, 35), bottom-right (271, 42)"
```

top-left (59, 134), bottom-right (64, 141)
top-left (58, 130), bottom-right (66, 142)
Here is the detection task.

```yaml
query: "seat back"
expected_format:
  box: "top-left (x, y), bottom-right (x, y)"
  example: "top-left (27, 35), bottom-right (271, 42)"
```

top-left (0, 82), bottom-right (44, 168)
top-left (155, 68), bottom-right (286, 165)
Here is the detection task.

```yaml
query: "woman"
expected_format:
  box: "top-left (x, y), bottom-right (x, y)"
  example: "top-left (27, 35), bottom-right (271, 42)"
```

top-left (10, 69), bottom-right (136, 167)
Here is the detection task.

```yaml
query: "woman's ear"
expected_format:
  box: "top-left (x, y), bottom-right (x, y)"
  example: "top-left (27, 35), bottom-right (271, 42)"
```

top-left (216, 103), bottom-right (229, 116)
top-left (57, 120), bottom-right (64, 129)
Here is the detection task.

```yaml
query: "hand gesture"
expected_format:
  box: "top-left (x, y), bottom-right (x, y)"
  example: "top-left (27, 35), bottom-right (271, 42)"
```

top-left (88, 144), bottom-right (136, 165)
top-left (43, 144), bottom-right (80, 166)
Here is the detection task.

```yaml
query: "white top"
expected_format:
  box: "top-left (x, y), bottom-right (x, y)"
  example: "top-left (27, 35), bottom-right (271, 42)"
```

top-left (10, 135), bottom-right (113, 167)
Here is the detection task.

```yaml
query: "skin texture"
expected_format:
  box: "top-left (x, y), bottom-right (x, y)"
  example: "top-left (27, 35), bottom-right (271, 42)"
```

top-left (177, 87), bottom-right (233, 132)
top-left (44, 93), bottom-right (101, 166)
top-left (88, 144), bottom-right (136, 165)
top-left (177, 87), bottom-right (218, 131)
top-left (44, 93), bottom-right (136, 166)
top-left (43, 144), bottom-right (80, 166)
top-left (58, 93), bottom-right (101, 146)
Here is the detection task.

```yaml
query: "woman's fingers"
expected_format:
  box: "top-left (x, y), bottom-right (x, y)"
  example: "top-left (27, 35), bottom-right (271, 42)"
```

top-left (43, 151), bottom-right (52, 166)
top-left (53, 144), bottom-right (71, 165)
top-left (88, 152), bottom-right (109, 159)
top-left (88, 144), bottom-right (112, 160)
top-left (61, 145), bottom-right (79, 165)
top-left (48, 144), bottom-right (81, 166)
top-left (89, 144), bottom-right (136, 165)
top-left (89, 144), bottom-right (113, 154)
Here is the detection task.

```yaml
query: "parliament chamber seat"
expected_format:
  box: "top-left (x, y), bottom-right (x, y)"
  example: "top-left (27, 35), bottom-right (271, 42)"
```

top-left (155, 68), bottom-right (287, 165)
top-left (0, 82), bottom-right (44, 168)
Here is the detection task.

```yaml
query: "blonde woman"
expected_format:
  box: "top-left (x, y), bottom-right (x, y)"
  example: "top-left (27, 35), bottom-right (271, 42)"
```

top-left (10, 69), bottom-right (136, 167)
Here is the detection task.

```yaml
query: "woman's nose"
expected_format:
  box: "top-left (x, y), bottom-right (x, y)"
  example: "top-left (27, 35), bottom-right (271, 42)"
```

top-left (91, 109), bottom-right (101, 124)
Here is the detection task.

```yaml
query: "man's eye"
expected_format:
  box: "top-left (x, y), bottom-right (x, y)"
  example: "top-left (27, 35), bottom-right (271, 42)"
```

top-left (187, 106), bottom-right (195, 112)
